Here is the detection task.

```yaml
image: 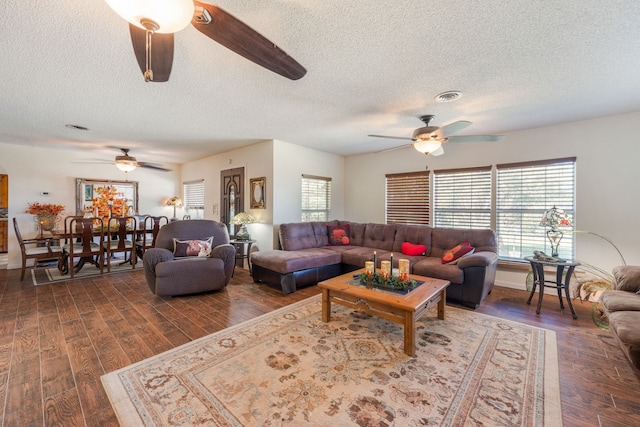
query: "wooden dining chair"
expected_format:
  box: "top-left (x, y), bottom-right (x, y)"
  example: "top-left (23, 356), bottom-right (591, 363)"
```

top-left (62, 216), bottom-right (105, 278)
top-left (13, 218), bottom-right (63, 281)
top-left (103, 216), bottom-right (137, 272)
top-left (135, 215), bottom-right (169, 258)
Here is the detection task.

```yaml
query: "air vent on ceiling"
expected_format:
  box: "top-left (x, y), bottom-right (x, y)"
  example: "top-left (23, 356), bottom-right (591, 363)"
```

top-left (435, 91), bottom-right (462, 103)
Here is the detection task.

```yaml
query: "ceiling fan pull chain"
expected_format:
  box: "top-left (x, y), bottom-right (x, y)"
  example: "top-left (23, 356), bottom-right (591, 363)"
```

top-left (144, 28), bottom-right (154, 82)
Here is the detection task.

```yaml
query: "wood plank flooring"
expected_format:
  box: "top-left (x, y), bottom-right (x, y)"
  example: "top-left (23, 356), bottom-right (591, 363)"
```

top-left (0, 266), bottom-right (638, 426)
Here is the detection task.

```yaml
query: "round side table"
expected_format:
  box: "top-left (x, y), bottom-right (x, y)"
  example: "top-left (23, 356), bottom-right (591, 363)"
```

top-left (230, 239), bottom-right (256, 275)
top-left (524, 256), bottom-right (580, 319)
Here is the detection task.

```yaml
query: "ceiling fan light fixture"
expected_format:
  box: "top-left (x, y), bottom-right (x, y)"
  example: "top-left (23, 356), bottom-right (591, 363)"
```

top-left (105, 0), bottom-right (195, 34)
top-left (413, 139), bottom-right (442, 154)
top-left (115, 156), bottom-right (138, 172)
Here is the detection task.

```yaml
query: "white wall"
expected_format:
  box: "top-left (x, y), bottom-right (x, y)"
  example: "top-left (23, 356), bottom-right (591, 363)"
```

top-left (345, 111), bottom-right (640, 289)
top-left (273, 140), bottom-right (345, 224)
top-left (0, 142), bottom-right (180, 269)
top-left (182, 140), bottom-right (346, 251)
top-left (179, 140), bottom-right (276, 252)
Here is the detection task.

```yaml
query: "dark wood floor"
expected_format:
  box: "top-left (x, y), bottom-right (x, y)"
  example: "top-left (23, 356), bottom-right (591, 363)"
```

top-left (0, 265), bottom-right (638, 426)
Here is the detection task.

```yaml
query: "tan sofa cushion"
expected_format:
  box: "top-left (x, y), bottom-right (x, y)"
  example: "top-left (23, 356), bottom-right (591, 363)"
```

top-left (601, 290), bottom-right (640, 313)
top-left (613, 265), bottom-right (640, 293)
top-left (608, 311), bottom-right (640, 369)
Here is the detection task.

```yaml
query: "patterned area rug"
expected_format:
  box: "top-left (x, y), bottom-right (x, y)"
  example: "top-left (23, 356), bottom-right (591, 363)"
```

top-left (31, 258), bottom-right (136, 285)
top-left (101, 295), bottom-right (561, 426)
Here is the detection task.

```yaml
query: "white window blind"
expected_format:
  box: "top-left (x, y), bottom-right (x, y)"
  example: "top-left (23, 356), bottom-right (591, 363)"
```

top-left (433, 166), bottom-right (491, 229)
top-left (301, 175), bottom-right (331, 221)
top-left (385, 171), bottom-right (430, 225)
top-left (496, 158), bottom-right (576, 260)
top-left (183, 180), bottom-right (204, 218)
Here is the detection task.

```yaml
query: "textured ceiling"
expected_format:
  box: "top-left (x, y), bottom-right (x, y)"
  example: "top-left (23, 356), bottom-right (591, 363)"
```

top-left (2, 0), bottom-right (640, 166)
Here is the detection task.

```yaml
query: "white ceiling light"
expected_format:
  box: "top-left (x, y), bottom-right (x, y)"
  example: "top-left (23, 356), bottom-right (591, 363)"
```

top-left (413, 138), bottom-right (442, 154)
top-left (104, 0), bottom-right (195, 33)
top-left (115, 155), bottom-right (138, 172)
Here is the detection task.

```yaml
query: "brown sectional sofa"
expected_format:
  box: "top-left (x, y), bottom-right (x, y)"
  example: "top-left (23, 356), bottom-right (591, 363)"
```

top-left (600, 265), bottom-right (640, 369)
top-left (251, 220), bottom-right (499, 308)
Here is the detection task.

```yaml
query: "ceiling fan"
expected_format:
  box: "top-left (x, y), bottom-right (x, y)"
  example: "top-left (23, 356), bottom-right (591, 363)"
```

top-left (105, 0), bottom-right (306, 82)
top-left (369, 115), bottom-right (505, 157)
top-left (114, 148), bottom-right (171, 172)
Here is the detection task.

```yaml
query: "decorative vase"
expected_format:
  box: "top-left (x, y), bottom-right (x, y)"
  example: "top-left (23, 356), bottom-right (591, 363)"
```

top-left (236, 224), bottom-right (251, 240)
top-left (35, 214), bottom-right (58, 237)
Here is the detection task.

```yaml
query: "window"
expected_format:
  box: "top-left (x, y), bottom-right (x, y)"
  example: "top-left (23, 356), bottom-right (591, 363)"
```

top-left (183, 179), bottom-right (205, 219)
top-left (301, 175), bottom-right (331, 221)
top-left (385, 171), bottom-right (429, 224)
top-left (496, 158), bottom-right (576, 260)
top-left (433, 166), bottom-right (491, 229)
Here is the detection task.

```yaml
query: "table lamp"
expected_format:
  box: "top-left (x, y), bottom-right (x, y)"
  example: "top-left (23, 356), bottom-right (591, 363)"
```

top-left (539, 206), bottom-right (572, 258)
top-left (166, 197), bottom-right (182, 221)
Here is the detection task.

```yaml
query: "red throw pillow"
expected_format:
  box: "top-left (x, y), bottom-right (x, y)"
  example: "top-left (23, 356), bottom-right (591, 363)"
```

top-left (401, 242), bottom-right (427, 256)
top-left (327, 224), bottom-right (351, 246)
top-left (441, 241), bottom-right (475, 264)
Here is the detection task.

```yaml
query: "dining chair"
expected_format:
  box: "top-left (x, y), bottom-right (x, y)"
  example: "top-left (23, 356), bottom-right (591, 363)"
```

top-left (135, 215), bottom-right (169, 258)
top-left (62, 216), bottom-right (105, 278)
top-left (104, 216), bottom-right (137, 272)
top-left (13, 218), bottom-right (63, 281)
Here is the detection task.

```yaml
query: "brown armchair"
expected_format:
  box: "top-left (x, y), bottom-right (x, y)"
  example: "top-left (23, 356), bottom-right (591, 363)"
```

top-left (143, 220), bottom-right (236, 296)
top-left (13, 218), bottom-right (63, 281)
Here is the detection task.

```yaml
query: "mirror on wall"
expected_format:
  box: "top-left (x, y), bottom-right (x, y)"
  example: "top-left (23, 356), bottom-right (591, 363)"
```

top-left (76, 178), bottom-right (138, 216)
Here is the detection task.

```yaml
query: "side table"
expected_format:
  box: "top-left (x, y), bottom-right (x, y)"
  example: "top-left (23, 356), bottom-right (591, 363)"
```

top-left (229, 239), bottom-right (256, 275)
top-left (524, 256), bottom-right (580, 319)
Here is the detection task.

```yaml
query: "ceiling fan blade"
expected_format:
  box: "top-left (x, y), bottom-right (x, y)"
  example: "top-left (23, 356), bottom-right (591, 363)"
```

top-left (375, 143), bottom-right (413, 153)
top-left (137, 162), bottom-right (172, 172)
top-left (191, 1), bottom-right (306, 80)
top-left (129, 24), bottom-right (174, 82)
top-left (431, 146), bottom-right (445, 156)
top-left (431, 121), bottom-right (472, 139)
top-left (446, 135), bottom-right (505, 143)
top-left (368, 134), bottom-right (414, 141)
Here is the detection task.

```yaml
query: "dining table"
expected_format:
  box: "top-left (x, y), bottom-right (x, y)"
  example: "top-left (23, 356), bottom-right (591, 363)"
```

top-left (46, 223), bottom-right (141, 275)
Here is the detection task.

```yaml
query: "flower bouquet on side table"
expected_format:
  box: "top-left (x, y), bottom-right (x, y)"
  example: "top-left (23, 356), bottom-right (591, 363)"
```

top-left (26, 202), bottom-right (65, 237)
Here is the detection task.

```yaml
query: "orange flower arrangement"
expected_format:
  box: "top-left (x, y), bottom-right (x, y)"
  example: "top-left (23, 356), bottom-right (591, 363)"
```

top-left (26, 202), bottom-right (65, 216)
top-left (92, 186), bottom-right (130, 219)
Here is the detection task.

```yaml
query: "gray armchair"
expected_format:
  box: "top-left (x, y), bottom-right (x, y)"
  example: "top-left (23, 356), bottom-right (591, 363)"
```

top-left (143, 220), bottom-right (236, 296)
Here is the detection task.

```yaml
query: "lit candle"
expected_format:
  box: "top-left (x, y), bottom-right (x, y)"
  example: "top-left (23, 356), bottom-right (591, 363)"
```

top-left (373, 251), bottom-right (377, 275)
top-left (390, 253), bottom-right (394, 274)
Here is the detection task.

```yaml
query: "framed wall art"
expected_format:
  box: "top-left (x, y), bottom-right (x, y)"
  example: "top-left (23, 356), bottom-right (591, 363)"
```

top-left (250, 177), bottom-right (266, 209)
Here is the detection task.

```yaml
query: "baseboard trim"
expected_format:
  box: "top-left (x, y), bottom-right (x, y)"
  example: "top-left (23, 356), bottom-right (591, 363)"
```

top-left (494, 280), bottom-right (526, 291)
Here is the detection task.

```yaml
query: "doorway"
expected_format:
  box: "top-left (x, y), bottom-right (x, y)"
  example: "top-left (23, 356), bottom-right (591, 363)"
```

top-left (220, 167), bottom-right (244, 237)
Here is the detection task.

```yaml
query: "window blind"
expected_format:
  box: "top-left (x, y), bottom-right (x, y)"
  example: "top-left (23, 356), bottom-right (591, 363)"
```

top-left (433, 166), bottom-right (491, 229)
top-left (183, 180), bottom-right (205, 218)
top-left (385, 171), bottom-right (429, 225)
top-left (496, 158), bottom-right (576, 260)
top-left (301, 174), bottom-right (331, 221)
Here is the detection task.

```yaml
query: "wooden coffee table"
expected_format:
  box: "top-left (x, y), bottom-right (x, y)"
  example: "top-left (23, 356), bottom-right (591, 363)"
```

top-left (318, 269), bottom-right (450, 356)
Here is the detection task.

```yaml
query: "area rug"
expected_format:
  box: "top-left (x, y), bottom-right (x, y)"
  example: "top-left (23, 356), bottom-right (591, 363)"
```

top-left (101, 295), bottom-right (561, 426)
top-left (31, 260), bottom-right (136, 285)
